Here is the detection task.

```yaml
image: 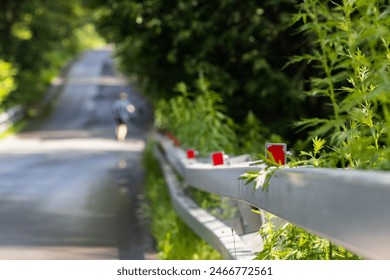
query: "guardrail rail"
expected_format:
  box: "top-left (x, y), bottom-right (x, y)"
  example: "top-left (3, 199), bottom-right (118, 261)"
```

top-left (155, 133), bottom-right (390, 260)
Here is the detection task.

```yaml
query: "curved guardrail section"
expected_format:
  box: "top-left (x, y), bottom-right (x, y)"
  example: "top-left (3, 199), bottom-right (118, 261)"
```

top-left (156, 133), bottom-right (390, 259)
top-left (154, 146), bottom-right (258, 260)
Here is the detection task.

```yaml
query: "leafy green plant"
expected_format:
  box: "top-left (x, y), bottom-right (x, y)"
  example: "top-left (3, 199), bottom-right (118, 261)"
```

top-left (256, 212), bottom-right (361, 260)
top-left (291, 0), bottom-right (390, 169)
top-left (155, 75), bottom-right (237, 156)
top-left (241, 137), bottom-right (359, 260)
top-left (298, 136), bottom-right (326, 167)
top-left (237, 111), bottom-right (268, 156)
top-left (155, 75), bottom-right (247, 234)
top-left (0, 61), bottom-right (17, 106)
top-left (240, 156), bottom-right (281, 193)
top-left (187, 187), bottom-right (237, 221)
top-left (250, 0), bottom-right (390, 260)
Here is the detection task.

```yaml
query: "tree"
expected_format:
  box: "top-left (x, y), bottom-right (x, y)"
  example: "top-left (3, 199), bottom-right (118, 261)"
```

top-left (89, 0), bottom-right (309, 139)
top-left (0, 0), bottom-right (101, 108)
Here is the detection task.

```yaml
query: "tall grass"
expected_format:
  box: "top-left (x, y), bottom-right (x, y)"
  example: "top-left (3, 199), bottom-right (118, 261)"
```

top-left (142, 141), bottom-right (222, 259)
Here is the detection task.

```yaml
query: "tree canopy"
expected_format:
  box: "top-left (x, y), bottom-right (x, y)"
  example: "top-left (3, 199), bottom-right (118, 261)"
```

top-left (88, 0), bottom-right (311, 140)
top-left (0, 0), bottom-right (103, 109)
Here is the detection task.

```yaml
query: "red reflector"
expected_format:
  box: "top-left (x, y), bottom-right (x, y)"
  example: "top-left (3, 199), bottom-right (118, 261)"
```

top-left (187, 149), bottom-right (196, 159)
top-left (212, 152), bottom-right (224, 166)
top-left (266, 143), bottom-right (287, 165)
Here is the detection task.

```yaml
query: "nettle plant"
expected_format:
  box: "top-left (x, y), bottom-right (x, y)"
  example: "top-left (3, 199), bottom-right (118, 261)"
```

top-left (256, 212), bottom-right (361, 260)
top-left (155, 75), bottom-right (237, 156)
top-left (249, 0), bottom-right (390, 260)
top-left (291, 0), bottom-right (390, 168)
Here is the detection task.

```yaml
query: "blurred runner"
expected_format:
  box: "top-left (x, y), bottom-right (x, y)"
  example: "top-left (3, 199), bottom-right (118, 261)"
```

top-left (112, 92), bottom-right (135, 141)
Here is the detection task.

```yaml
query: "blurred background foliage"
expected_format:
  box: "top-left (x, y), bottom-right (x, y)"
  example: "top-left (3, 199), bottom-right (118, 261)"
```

top-left (155, 75), bottom-right (238, 156)
top-left (86, 0), bottom-right (313, 144)
top-left (0, 0), bottom-right (105, 110)
top-left (0, 60), bottom-right (16, 108)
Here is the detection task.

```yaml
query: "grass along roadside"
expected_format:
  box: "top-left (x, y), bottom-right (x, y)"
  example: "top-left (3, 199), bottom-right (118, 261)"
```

top-left (142, 140), bottom-right (222, 260)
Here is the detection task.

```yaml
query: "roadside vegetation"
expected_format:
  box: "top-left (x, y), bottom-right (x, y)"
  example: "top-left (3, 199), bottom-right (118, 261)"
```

top-left (142, 141), bottom-right (222, 259)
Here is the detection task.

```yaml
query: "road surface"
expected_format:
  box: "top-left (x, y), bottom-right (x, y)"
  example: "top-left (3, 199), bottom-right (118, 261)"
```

top-left (0, 49), bottom-right (155, 259)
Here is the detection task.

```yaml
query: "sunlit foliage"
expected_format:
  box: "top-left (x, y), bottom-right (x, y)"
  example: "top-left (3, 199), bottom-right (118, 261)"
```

top-left (0, 0), bottom-right (105, 109)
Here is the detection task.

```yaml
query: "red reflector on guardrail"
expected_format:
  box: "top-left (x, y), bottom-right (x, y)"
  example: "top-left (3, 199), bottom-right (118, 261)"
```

top-left (265, 143), bottom-right (287, 165)
top-left (187, 149), bottom-right (196, 159)
top-left (212, 152), bottom-right (224, 166)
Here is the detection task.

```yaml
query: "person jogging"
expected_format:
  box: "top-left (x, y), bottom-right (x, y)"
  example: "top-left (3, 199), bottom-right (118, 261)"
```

top-left (112, 92), bottom-right (135, 141)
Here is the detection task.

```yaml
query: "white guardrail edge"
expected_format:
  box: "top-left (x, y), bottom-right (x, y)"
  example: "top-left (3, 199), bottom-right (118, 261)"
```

top-left (154, 146), bottom-right (257, 260)
top-left (0, 106), bottom-right (24, 133)
top-left (156, 133), bottom-right (390, 259)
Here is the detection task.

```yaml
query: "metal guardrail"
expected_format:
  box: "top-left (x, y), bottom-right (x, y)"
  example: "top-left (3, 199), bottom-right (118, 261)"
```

top-left (156, 133), bottom-right (390, 260)
top-left (0, 106), bottom-right (24, 133)
top-left (155, 147), bottom-right (258, 260)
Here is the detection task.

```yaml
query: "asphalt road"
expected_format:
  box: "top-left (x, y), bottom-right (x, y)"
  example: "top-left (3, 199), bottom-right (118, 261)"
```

top-left (0, 49), bottom-right (155, 259)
